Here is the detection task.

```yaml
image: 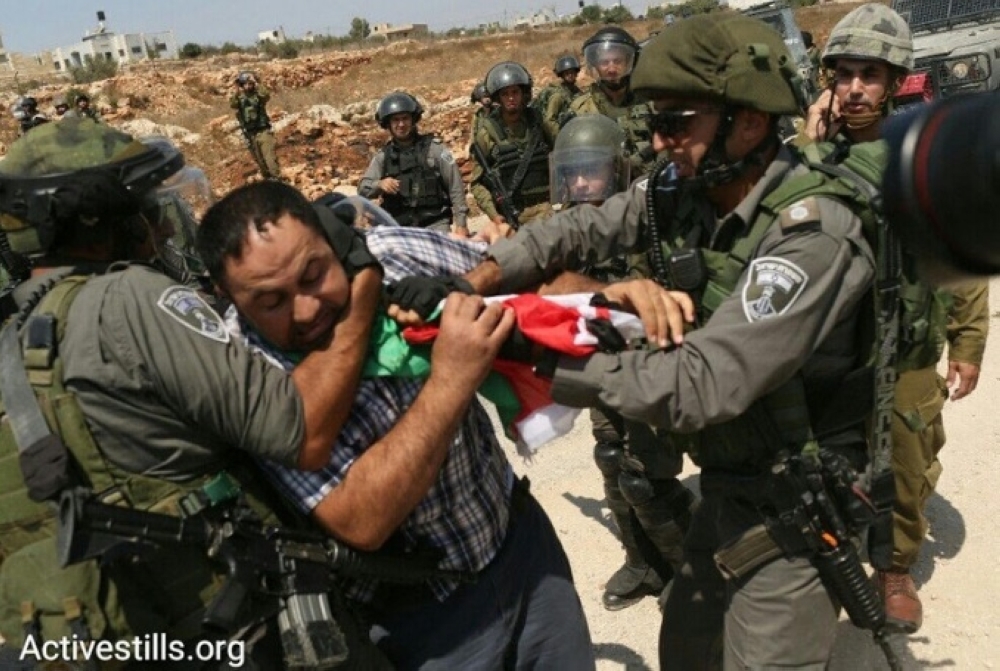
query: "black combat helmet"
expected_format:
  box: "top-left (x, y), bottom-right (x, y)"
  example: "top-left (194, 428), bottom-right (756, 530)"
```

top-left (375, 91), bottom-right (424, 129)
top-left (554, 55), bottom-right (581, 76)
top-left (19, 96), bottom-right (38, 112)
top-left (471, 82), bottom-right (489, 104)
top-left (484, 61), bottom-right (533, 101)
top-left (582, 26), bottom-right (639, 88)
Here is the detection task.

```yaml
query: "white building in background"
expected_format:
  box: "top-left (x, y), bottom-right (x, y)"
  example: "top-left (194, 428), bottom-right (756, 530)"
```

top-left (258, 27), bottom-right (287, 44)
top-left (49, 12), bottom-right (179, 73)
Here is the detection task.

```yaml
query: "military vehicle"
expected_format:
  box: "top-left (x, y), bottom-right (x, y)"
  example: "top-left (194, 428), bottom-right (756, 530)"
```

top-left (740, 1), bottom-right (817, 98)
top-left (893, 0), bottom-right (1000, 97)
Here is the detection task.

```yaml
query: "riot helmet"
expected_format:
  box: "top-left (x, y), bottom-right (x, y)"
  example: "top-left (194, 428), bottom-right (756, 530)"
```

top-left (375, 91), bottom-right (424, 129)
top-left (632, 13), bottom-right (804, 188)
top-left (485, 61), bottom-right (533, 101)
top-left (550, 115), bottom-right (629, 206)
top-left (821, 4), bottom-right (913, 73)
top-left (582, 27), bottom-right (639, 90)
top-left (554, 55), bottom-right (581, 76)
top-left (235, 71), bottom-right (254, 86)
top-left (0, 119), bottom-right (200, 269)
top-left (53, 96), bottom-right (69, 115)
top-left (19, 96), bottom-right (38, 112)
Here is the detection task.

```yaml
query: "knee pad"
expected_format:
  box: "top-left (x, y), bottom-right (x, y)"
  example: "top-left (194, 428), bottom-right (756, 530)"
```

top-left (594, 441), bottom-right (625, 478)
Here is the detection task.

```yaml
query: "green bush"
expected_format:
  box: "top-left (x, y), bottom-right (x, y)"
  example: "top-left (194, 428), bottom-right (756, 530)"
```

top-left (180, 43), bottom-right (204, 59)
top-left (69, 57), bottom-right (118, 84)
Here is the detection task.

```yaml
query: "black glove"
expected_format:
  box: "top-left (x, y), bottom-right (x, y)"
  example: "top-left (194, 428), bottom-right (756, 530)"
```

top-left (587, 293), bottom-right (628, 353)
top-left (311, 196), bottom-right (380, 277)
top-left (496, 322), bottom-right (560, 378)
top-left (384, 276), bottom-right (474, 320)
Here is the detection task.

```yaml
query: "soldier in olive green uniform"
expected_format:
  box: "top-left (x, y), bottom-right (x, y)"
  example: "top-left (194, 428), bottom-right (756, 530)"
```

top-left (470, 81), bottom-right (493, 139)
top-left (470, 61), bottom-right (554, 240)
top-left (359, 91), bottom-right (469, 236)
top-left (448, 15), bottom-right (878, 669)
top-left (230, 70), bottom-right (281, 180)
top-left (568, 27), bottom-right (656, 176)
top-left (0, 119), bottom-right (385, 668)
top-left (535, 55), bottom-right (583, 140)
top-left (807, 3), bottom-right (991, 634)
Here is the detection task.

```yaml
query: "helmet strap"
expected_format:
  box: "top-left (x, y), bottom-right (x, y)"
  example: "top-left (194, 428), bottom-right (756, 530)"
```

top-left (691, 107), bottom-right (775, 190)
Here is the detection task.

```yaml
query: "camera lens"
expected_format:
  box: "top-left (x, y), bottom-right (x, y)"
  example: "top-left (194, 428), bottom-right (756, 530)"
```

top-left (883, 93), bottom-right (1000, 285)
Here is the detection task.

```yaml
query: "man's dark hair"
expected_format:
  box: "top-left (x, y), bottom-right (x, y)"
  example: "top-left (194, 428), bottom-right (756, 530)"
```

top-left (197, 180), bottom-right (324, 288)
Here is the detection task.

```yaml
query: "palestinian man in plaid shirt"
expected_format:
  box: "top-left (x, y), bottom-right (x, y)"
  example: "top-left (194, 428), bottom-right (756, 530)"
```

top-left (196, 182), bottom-right (594, 671)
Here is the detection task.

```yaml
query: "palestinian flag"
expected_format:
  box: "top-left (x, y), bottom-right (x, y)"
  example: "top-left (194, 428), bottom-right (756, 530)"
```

top-left (396, 293), bottom-right (645, 456)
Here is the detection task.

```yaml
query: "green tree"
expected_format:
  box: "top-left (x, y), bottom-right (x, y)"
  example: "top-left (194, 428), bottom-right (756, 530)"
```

top-left (602, 5), bottom-right (634, 23)
top-left (219, 41), bottom-right (243, 55)
top-left (576, 4), bottom-right (603, 24)
top-left (349, 17), bottom-right (371, 40)
top-left (180, 42), bottom-right (204, 59)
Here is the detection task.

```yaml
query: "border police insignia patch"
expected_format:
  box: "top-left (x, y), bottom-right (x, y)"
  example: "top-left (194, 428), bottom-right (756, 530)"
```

top-left (157, 287), bottom-right (230, 343)
top-left (742, 257), bottom-right (809, 322)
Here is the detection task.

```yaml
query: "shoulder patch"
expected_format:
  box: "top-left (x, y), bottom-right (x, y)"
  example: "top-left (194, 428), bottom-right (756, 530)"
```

top-left (156, 286), bottom-right (230, 343)
top-left (439, 147), bottom-right (455, 165)
top-left (636, 177), bottom-right (649, 192)
top-left (742, 257), bottom-right (809, 322)
top-left (778, 197), bottom-right (822, 233)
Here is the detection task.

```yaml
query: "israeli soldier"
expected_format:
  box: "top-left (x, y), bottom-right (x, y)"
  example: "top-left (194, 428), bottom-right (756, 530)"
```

top-left (470, 80), bottom-right (492, 138)
top-left (470, 61), bottom-right (554, 240)
top-left (568, 27), bottom-right (656, 175)
top-left (359, 91), bottom-right (469, 236)
top-left (805, 2), bottom-right (990, 634)
top-left (536, 55), bottom-right (583, 140)
top-left (0, 119), bottom-right (386, 668)
top-left (551, 114), bottom-right (696, 611)
top-left (52, 95), bottom-right (70, 118)
top-left (15, 96), bottom-right (48, 135)
top-left (393, 13), bottom-right (880, 668)
top-left (230, 70), bottom-right (281, 181)
top-left (73, 93), bottom-right (101, 122)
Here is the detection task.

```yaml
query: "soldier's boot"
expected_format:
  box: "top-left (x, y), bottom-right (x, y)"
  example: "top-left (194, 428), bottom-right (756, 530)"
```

top-left (873, 568), bottom-right (923, 633)
top-left (619, 465), bottom-right (698, 611)
top-left (595, 441), bottom-right (664, 611)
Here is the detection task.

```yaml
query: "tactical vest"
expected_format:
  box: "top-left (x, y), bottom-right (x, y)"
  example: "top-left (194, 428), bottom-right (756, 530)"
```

top-left (483, 109), bottom-right (551, 210)
top-left (380, 135), bottom-right (451, 228)
top-left (0, 273), bottom-right (284, 653)
top-left (234, 92), bottom-right (271, 133)
top-left (530, 82), bottom-right (580, 126)
top-left (653, 154), bottom-right (883, 472)
top-left (797, 140), bottom-right (952, 372)
top-left (575, 86), bottom-right (654, 172)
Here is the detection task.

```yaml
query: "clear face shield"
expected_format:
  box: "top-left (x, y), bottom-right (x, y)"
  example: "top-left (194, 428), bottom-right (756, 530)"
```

top-left (584, 42), bottom-right (636, 86)
top-left (549, 147), bottom-right (628, 206)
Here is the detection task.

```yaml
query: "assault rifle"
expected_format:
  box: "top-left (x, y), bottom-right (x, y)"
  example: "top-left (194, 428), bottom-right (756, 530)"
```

top-left (469, 142), bottom-right (520, 231)
top-left (57, 486), bottom-right (467, 670)
top-left (767, 452), bottom-right (903, 671)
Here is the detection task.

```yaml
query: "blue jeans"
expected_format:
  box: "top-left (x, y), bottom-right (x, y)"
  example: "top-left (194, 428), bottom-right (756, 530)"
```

top-left (370, 487), bottom-right (595, 670)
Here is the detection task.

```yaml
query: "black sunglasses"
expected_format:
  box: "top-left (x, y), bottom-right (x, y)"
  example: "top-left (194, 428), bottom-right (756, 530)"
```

top-left (646, 108), bottom-right (721, 138)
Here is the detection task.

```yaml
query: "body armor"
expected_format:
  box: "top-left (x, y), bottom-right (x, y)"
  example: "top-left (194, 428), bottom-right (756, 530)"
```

top-left (234, 92), bottom-right (271, 134)
top-left (380, 135), bottom-right (451, 228)
top-left (483, 109), bottom-right (551, 210)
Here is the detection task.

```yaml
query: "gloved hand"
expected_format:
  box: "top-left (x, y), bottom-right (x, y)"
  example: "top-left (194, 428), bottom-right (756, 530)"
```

top-left (311, 195), bottom-right (380, 277)
top-left (496, 322), bottom-right (560, 378)
top-left (384, 276), bottom-right (474, 321)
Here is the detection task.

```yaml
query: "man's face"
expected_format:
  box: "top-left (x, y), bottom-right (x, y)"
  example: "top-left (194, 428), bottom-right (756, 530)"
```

top-left (77, 98), bottom-right (90, 110)
top-left (832, 58), bottom-right (893, 116)
top-left (565, 163), bottom-right (614, 203)
top-left (222, 213), bottom-right (350, 352)
top-left (497, 85), bottom-right (524, 113)
top-left (595, 47), bottom-right (630, 85)
top-left (388, 112), bottom-right (415, 141)
top-left (648, 96), bottom-right (724, 179)
top-left (560, 69), bottom-right (579, 86)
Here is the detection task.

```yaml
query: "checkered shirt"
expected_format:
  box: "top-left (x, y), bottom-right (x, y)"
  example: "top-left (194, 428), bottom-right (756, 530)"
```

top-left (232, 227), bottom-right (512, 603)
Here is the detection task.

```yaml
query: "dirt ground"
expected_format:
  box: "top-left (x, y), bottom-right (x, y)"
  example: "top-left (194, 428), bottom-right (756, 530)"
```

top-left (492, 276), bottom-right (999, 670)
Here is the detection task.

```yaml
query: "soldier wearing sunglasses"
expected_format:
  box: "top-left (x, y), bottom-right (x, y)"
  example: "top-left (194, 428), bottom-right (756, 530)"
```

top-left (442, 13), bottom-right (878, 670)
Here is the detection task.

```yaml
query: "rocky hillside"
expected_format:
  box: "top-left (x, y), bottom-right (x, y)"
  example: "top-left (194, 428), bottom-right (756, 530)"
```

top-left (0, 4), bottom-right (865, 205)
